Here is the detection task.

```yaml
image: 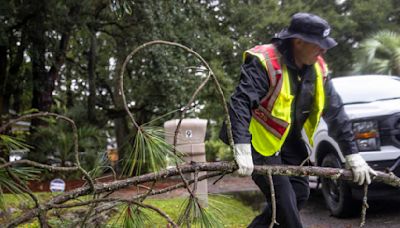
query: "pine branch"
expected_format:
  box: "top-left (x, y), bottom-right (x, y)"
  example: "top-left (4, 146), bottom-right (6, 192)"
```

top-left (5, 161), bottom-right (400, 227)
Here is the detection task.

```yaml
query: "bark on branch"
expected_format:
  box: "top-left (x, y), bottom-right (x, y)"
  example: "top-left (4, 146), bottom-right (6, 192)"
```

top-left (5, 161), bottom-right (400, 227)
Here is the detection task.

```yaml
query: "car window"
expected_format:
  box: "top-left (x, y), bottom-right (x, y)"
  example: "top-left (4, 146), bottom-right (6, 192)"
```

top-left (332, 76), bottom-right (400, 104)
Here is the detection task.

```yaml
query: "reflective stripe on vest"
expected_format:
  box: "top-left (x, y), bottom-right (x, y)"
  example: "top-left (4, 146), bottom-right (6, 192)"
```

top-left (244, 44), bottom-right (327, 156)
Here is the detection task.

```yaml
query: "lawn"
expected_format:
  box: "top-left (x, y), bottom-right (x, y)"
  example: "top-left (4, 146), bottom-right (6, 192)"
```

top-left (1, 193), bottom-right (258, 227)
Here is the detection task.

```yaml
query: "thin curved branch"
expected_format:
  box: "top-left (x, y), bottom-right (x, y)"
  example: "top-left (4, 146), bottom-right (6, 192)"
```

top-left (0, 112), bottom-right (95, 191)
top-left (118, 40), bottom-right (233, 202)
top-left (118, 40), bottom-right (233, 146)
top-left (0, 159), bottom-right (79, 171)
top-left (51, 197), bottom-right (178, 227)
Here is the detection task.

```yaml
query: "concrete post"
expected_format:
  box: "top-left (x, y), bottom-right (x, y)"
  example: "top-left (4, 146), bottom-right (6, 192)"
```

top-left (164, 119), bottom-right (208, 207)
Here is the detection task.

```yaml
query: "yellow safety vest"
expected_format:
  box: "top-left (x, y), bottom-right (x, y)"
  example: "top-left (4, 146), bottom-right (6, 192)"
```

top-left (244, 44), bottom-right (328, 156)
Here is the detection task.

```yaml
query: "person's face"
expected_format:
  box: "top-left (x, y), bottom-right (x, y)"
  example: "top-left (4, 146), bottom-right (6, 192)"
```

top-left (292, 38), bottom-right (326, 68)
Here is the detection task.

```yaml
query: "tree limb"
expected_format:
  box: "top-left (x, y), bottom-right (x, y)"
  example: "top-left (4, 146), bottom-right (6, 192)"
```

top-left (5, 161), bottom-right (400, 227)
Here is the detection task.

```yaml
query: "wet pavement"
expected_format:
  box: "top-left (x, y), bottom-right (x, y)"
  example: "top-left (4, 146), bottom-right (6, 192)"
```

top-left (210, 175), bottom-right (400, 228)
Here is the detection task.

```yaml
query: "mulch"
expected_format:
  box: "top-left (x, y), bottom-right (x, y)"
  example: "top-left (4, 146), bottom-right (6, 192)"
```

top-left (23, 173), bottom-right (258, 199)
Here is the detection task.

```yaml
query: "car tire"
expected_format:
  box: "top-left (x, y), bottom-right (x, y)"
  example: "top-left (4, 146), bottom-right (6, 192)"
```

top-left (321, 153), bottom-right (359, 217)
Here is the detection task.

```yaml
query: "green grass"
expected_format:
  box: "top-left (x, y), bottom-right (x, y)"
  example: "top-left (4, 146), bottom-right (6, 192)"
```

top-left (143, 195), bottom-right (257, 227)
top-left (1, 193), bottom-right (258, 227)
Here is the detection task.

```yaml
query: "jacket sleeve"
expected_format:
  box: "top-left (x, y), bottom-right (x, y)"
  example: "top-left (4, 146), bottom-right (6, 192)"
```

top-left (228, 55), bottom-right (269, 144)
top-left (322, 77), bottom-right (358, 156)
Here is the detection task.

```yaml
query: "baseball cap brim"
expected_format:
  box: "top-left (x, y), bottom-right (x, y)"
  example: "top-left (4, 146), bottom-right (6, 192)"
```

top-left (275, 29), bottom-right (337, 49)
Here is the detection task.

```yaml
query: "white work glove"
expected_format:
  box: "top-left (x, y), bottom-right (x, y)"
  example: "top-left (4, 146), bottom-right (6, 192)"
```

top-left (345, 153), bottom-right (377, 185)
top-left (233, 144), bottom-right (254, 176)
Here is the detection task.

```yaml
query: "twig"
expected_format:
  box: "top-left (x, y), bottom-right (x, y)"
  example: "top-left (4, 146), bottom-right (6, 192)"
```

top-left (193, 168), bottom-right (199, 194)
top-left (94, 170), bottom-right (117, 182)
top-left (360, 183), bottom-right (369, 227)
top-left (299, 138), bottom-right (313, 166)
top-left (139, 180), bottom-right (157, 203)
top-left (268, 169), bottom-right (278, 228)
top-left (137, 184), bottom-right (153, 191)
top-left (0, 158), bottom-right (49, 227)
top-left (172, 71), bottom-right (210, 200)
top-left (53, 197), bottom-right (178, 227)
top-left (0, 112), bottom-right (95, 191)
top-left (212, 171), bottom-right (230, 185)
top-left (0, 159), bottom-right (79, 171)
top-left (49, 173), bottom-right (223, 227)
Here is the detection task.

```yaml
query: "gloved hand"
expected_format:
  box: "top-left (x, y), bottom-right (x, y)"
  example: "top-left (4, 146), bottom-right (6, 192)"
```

top-left (345, 153), bottom-right (377, 185)
top-left (233, 144), bottom-right (254, 176)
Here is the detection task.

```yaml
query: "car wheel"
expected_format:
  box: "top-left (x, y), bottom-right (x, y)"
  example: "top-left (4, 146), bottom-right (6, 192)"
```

top-left (321, 153), bottom-right (358, 217)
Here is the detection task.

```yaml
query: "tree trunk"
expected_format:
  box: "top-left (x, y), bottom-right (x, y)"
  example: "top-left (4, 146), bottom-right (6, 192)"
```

top-left (30, 1), bottom-right (70, 115)
top-left (30, 2), bottom-right (50, 115)
top-left (0, 45), bottom-right (8, 115)
top-left (9, 35), bottom-right (26, 114)
top-left (87, 30), bottom-right (97, 123)
top-left (31, 31), bottom-right (48, 113)
top-left (113, 55), bottom-right (131, 172)
top-left (65, 62), bottom-right (74, 108)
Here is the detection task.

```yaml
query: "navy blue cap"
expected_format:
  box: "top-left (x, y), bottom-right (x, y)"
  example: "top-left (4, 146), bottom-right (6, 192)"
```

top-left (275, 13), bottom-right (337, 49)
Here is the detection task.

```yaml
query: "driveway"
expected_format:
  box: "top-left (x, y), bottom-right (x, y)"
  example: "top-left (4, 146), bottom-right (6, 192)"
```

top-left (302, 190), bottom-right (400, 228)
top-left (208, 175), bottom-right (400, 228)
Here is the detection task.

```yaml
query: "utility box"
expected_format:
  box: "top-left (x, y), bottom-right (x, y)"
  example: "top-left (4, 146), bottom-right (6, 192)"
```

top-left (164, 119), bottom-right (208, 207)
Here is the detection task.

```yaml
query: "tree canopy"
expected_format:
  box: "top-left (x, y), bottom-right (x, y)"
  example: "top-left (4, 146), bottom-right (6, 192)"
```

top-left (0, 0), bottom-right (399, 169)
top-left (353, 30), bottom-right (400, 75)
top-left (2, 1), bottom-right (400, 226)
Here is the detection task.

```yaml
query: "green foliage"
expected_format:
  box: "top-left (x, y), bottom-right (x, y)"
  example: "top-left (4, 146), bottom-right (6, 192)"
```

top-left (122, 126), bottom-right (182, 176)
top-left (119, 205), bottom-right (151, 228)
top-left (2, 0), bottom-right (400, 124)
top-left (138, 195), bottom-right (258, 227)
top-left (0, 134), bottom-right (32, 154)
top-left (205, 139), bottom-right (232, 162)
top-left (0, 166), bottom-right (40, 210)
top-left (353, 30), bottom-right (400, 75)
top-left (109, 0), bottom-right (135, 19)
top-left (111, 195), bottom-right (256, 227)
top-left (177, 195), bottom-right (224, 228)
top-left (1, 193), bottom-right (257, 227)
top-left (3, 0), bottom-right (399, 167)
top-left (0, 133), bottom-right (40, 210)
top-left (28, 119), bottom-right (107, 179)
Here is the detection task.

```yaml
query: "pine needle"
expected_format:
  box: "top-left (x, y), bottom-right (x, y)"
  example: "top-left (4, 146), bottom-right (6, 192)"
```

top-left (0, 134), bottom-right (32, 153)
top-left (121, 205), bottom-right (150, 228)
top-left (122, 126), bottom-right (182, 176)
top-left (0, 166), bottom-right (40, 209)
top-left (177, 195), bottom-right (224, 228)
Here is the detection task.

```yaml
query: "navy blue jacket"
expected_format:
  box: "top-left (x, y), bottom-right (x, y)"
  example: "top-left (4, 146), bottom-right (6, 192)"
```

top-left (224, 40), bottom-right (358, 157)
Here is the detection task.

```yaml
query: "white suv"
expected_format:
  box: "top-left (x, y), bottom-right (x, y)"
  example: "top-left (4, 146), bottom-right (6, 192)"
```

top-left (310, 75), bottom-right (400, 217)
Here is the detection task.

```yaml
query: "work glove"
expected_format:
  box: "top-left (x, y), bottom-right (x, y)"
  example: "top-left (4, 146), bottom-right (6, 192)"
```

top-left (233, 144), bottom-right (254, 176)
top-left (345, 153), bottom-right (377, 185)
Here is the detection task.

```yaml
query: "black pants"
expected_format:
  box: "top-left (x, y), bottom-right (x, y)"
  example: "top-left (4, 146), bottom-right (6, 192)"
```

top-left (248, 142), bottom-right (310, 228)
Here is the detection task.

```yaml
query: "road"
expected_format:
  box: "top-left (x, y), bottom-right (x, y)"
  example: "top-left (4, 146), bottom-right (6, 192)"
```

top-left (212, 175), bottom-right (400, 228)
top-left (301, 190), bottom-right (400, 228)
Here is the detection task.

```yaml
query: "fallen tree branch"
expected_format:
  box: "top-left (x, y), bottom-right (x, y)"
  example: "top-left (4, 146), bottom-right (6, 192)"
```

top-left (360, 183), bottom-right (369, 227)
top-left (5, 161), bottom-right (400, 227)
top-left (267, 169), bottom-right (277, 228)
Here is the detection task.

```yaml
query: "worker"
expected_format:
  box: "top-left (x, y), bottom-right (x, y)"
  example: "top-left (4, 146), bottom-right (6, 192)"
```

top-left (221, 12), bottom-right (377, 227)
